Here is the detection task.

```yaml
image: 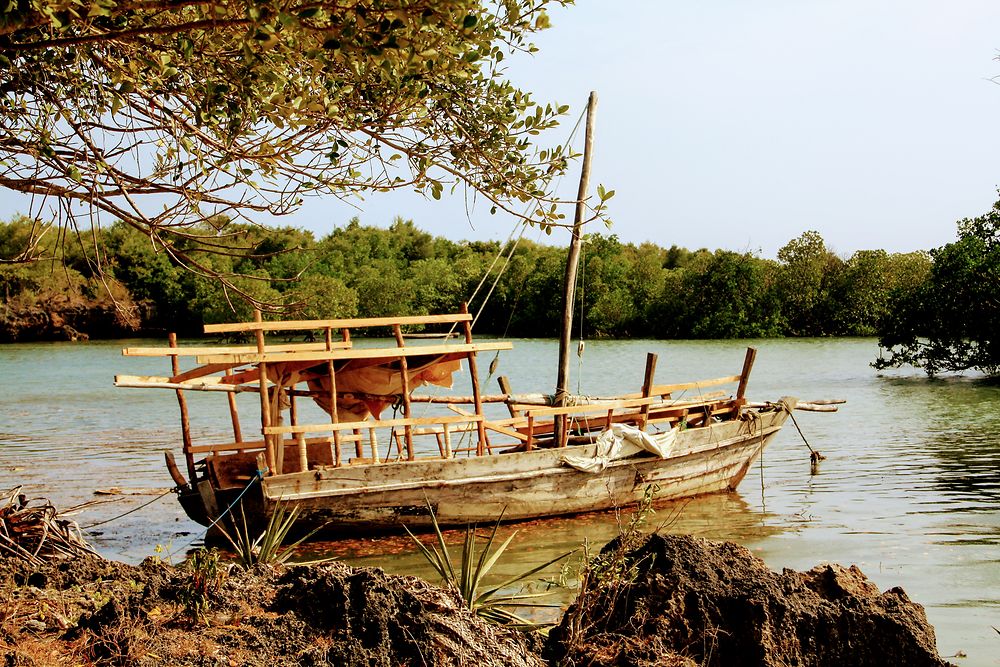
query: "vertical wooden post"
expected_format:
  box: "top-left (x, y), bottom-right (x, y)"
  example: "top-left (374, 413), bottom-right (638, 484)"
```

top-left (254, 310), bottom-right (275, 476)
top-left (168, 333), bottom-right (197, 484)
top-left (443, 425), bottom-right (452, 459)
top-left (290, 392), bottom-right (308, 472)
top-left (226, 392), bottom-right (243, 450)
top-left (273, 385), bottom-right (285, 475)
top-left (555, 91), bottom-right (598, 435)
top-left (324, 328), bottom-right (342, 466)
top-left (497, 376), bottom-right (518, 417)
top-left (368, 427), bottom-right (379, 463)
top-left (736, 347), bottom-right (758, 400)
top-left (460, 303), bottom-right (489, 456)
top-left (639, 353), bottom-right (658, 428)
top-left (525, 415), bottom-right (534, 451)
top-left (393, 324), bottom-right (415, 461)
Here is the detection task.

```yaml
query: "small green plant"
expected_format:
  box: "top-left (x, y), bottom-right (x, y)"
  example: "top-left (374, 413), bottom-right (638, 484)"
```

top-left (149, 542), bottom-right (172, 565)
top-left (405, 504), bottom-right (572, 629)
top-left (559, 485), bottom-right (661, 656)
top-left (217, 499), bottom-right (328, 567)
top-left (178, 548), bottom-right (225, 625)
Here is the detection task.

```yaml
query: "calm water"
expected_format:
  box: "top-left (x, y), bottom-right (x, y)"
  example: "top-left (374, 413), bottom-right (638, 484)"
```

top-left (1, 337), bottom-right (998, 664)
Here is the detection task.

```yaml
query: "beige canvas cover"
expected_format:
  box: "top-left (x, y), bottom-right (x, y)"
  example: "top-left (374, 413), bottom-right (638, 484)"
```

top-left (303, 356), bottom-right (462, 421)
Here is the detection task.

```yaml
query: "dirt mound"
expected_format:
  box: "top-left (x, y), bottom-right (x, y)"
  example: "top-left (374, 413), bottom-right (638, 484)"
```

top-left (0, 555), bottom-right (541, 667)
top-left (547, 533), bottom-right (952, 667)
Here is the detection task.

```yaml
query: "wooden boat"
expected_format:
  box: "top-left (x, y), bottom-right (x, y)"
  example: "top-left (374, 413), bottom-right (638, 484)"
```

top-left (115, 94), bottom-right (804, 535)
top-left (115, 309), bottom-right (796, 534)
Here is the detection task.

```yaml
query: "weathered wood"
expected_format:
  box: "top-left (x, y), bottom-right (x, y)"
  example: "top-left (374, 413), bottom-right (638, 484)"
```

top-left (393, 324), bottom-right (415, 461)
top-left (168, 333), bottom-right (196, 483)
top-left (264, 413), bottom-right (484, 436)
top-left (443, 425), bottom-right (453, 459)
top-left (164, 450), bottom-right (186, 487)
top-left (639, 353), bottom-right (658, 427)
top-left (122, 341), bottom-right (351, 357)
top-left (410, 392), bottom-right (541, 404)
top-left (255, 407), bottom-right (794, 530)
top-left (226, 392), bottom-right (243, 444)
top-left (736, 347), bottom-right (757, 400)
top-left (194, 341), bottom-right (512, 365)
top-left (203, 312), bottom-right (472, 334)
top-left (497, 376), bottom-right (519, 417)
top-left (254, 310), bottom-right (275, 476)
top-left (169, 362), bottom-right (238, 385)
top-left (556, 90), bottom-right (597, 415)
top-left (461, 303), bottom-right (489, 456)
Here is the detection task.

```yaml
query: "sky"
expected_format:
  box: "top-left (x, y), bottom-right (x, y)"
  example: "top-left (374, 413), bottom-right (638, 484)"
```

top-left (5, 1), bottom-right (1000, 257)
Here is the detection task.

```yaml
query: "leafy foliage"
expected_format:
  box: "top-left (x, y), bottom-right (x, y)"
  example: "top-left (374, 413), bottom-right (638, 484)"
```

top-left (217, 499), bottom-right (327, 567)
top-left (875, 198), bottom-right (1000, 376)
top-left (405, 505), bottom-right (571, 629)
top-left (178, 548), bottom-right (226, 625)
top-left (1, 214), bottom-right (934, 341)
top-left (0, 0), bottom-right (593, 304)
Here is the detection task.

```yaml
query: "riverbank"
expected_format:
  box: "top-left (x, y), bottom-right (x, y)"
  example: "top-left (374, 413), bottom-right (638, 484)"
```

top-left (0, 532), bottom-right (954, 666)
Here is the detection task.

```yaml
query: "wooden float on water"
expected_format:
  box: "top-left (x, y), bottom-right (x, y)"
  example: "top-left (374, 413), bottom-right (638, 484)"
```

top-left (116, 308), bottom-right (802, 535)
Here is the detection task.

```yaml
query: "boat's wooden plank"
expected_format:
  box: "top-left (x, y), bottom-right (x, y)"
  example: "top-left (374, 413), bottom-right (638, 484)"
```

top-left (646, 374), bottom-right (743, 395)
top-left (507, 390), bottom-right (727, 414)
top-left (191, 435), bottom-right (360, 456)
top-left (171, 362), bottom-right (241, 384)
top-left (122, 341), bottom-right (351, 357)
top-left (195, 341), bottom-right (512, 365)
top-left (114, 374), bottom-right (253, 392)
top-left (264, 413), bottom-right (484, 436)
top-left (261, 421), bottom-right (789, 506)
top-left (483, 420), bottom-right (530, 442)
top-left (203, 313), bottom-right (472, 334)
top-left (263, 411), bottom-right (788, 491)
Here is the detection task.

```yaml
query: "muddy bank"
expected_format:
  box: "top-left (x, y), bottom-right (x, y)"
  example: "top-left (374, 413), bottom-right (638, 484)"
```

top-left (547, 533), bottom-right (953, 667)
top-left (0, 534), bottom-right (954, 666)
top-left (0, 294), bottom-right (138, 343)
top-left (0, 554), bottom-right (541, 667)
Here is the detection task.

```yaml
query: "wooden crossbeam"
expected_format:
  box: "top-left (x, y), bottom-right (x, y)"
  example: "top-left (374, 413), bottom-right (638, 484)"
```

top-left (122, 341), bottom-right (351, 357)
top-left (203, 312), bottom-right (472, 334)
top-left (195, 341), bottom-right (512, 365)
top-left (264, 413), bottom-right (484, 436)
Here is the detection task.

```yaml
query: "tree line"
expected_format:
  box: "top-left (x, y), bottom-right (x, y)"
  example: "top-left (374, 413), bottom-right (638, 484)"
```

top-left (0, 215), bottom-right (931, 342)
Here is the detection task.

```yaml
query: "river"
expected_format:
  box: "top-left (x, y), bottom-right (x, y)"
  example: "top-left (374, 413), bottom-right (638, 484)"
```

top-left (1, 337), bottom-right (997, 664)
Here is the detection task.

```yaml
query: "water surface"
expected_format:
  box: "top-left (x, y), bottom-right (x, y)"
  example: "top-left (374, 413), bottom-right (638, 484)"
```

top-left (1, 337), bottom-right (997, 664)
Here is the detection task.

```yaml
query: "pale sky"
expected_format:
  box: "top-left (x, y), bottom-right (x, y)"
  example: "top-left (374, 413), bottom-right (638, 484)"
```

top-left (313, 0), bottom-right (1000, 257)
top-left (4, 1), bottom-right (1000, 257)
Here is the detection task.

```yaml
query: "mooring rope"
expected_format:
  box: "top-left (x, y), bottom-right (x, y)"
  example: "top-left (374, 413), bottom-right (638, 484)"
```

top-left (166, 468), bottom-right (265, 559)
top-left (80, 487), bottom-right (175, 530)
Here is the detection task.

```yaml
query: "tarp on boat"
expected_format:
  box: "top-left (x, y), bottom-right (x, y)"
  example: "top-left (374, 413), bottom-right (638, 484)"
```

top-left (302, 356), bottom-right (463, 421)
top-left (561, 424), bottom-right (679, 473)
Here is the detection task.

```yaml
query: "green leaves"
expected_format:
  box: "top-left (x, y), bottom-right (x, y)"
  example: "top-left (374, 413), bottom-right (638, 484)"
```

top-left (0, 0), bottom-right (592, 302)
top-left (405, 504), bottom-right (571, 630)
top-left (875, 196), bottom-right (1000, 376)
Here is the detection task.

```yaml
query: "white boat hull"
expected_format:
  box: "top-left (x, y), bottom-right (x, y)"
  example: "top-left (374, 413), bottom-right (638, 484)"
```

top-left (248, 406), bottom-right (790, 533)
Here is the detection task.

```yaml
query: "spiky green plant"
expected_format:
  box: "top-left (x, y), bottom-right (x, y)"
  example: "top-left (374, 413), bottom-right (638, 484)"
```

top-left (217, 499), bottom-right (328, 567)
top-left (405, 505), bottom-right (572, 629)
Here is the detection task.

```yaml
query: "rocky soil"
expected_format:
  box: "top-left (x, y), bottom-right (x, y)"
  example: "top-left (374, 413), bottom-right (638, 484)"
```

top-left (0, 555), bottom-right (541, 666)
top-left (0, 533), bottom-right (954, 666)
top-left (547, 533), bottom-right (953, 667)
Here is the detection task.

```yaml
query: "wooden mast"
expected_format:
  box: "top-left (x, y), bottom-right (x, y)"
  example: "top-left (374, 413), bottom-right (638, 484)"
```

top-left (555, 91), bottom-right (597, 445)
